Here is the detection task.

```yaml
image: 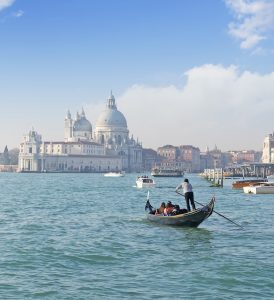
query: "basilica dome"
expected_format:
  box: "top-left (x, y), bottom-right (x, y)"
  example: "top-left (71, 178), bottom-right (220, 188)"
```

top-left (96, 92), bottom-right (127, 128)
top-left (96, 109), bottom-right (127, 128)
top-left (73, 117), bottom-right (92, 132)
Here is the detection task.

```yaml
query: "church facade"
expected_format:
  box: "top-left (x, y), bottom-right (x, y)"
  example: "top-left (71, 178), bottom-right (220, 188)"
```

top-left (18, 93), bottom-right (143, 172)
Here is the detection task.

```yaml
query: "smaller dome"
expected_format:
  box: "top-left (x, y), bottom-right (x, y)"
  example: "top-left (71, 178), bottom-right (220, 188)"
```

top-left (73, 117), bottom-right (92, 132)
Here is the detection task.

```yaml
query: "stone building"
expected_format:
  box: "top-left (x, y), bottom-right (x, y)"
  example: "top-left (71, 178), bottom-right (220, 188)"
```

top-left (93, 92), bottom-right (142, 172)
top-left (228, 150), bottom-right (262, 164)
top-left (157, 145), bottom-right (179, 160)
top-left (142, 148), bottom-right (160, 171)
top-left (262, 132), bottom-right (274, 163)
top-left (156, 144), bottom-right (201, 172)
top-left (179, 145), bottom-right (200, 172)
top-left (18, 92), bottom-right (142, 172)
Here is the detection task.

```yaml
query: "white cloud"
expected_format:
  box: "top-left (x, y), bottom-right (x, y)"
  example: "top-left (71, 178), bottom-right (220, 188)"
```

top-left (87, 64), bottom-right (274, 151)
top-left (0, 0), bottom-right (15, 11)
top-left (12, 9), bottom-right (23, 18)
top-left (225, 0), bottom-right (274, 49)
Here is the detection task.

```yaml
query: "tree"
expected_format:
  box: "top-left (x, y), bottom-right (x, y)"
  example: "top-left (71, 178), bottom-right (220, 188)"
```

top-left (9, 148), bottom-right (19, 165)
top-left (2, 146), bottom-right (10, 164)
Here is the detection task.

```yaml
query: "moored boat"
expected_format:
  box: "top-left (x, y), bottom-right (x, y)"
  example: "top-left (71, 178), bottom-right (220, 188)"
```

top-left (223, 171), bottom-right (233, 177)
top-left (243, 182), bottom-right (274, 194)
top-left (267, 174), bottom-right (274, 181)
top-left (136, 176), bottom-right (156, 188)
top-left (232, 178), bottom-right (267, 189)
top-left (145, 197), bottom-right (215, 227)
top-left (104, 171), bottom-right (125, 177)
top-left (151, 168), bottom-right (183, 177)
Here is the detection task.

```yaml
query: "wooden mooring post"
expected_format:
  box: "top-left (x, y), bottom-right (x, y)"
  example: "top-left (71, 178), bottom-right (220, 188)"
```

top-left (202, 168), bottom-right (223, 187)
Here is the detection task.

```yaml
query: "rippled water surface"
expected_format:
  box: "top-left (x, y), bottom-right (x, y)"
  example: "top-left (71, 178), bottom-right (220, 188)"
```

top-left (0, 173), bottom-right (274, 299)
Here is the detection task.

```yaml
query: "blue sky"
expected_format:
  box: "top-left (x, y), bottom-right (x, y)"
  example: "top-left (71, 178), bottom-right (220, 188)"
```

top-left (1, 0), bottom-right (274, 151)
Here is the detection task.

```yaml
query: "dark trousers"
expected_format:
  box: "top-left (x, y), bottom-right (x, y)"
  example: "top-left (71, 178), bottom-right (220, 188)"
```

top-left (185, 192), bottom-right (196, 211)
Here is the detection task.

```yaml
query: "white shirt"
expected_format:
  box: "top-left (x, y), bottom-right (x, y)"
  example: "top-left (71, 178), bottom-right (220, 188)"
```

top-left (183, 182), bottom-right (193, 193)
top-left (176, 182), bottom-right (193, 193)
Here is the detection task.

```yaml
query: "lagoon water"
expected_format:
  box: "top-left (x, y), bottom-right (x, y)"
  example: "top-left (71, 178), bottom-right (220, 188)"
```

top-left (0, 172), bottom-right (274, 299)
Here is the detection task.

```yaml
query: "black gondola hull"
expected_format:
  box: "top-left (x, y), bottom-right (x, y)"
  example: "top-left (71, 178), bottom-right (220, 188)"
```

top-left (145, 198), bottom-right (215, 227)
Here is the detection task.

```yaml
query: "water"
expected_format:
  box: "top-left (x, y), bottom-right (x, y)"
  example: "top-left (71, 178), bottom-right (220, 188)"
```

top-left (0, 173), bottom-right (274, 299)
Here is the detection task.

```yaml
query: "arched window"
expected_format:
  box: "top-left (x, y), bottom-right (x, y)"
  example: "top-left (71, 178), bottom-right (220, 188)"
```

top-left (117, 135), bottom-right (122, 145)
top-left (101, 135), bottom-right (105, 144)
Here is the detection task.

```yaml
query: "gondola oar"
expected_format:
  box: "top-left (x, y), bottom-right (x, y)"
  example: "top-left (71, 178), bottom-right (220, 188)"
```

top-left (175, 191), bottom-right (244, 229)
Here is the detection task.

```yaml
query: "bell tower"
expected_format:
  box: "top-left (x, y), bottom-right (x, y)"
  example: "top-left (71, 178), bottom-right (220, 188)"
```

top-left (64, 109), bottom-right (73, 142)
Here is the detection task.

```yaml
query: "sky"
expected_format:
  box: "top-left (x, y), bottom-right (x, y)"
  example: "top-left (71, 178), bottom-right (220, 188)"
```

top-left (1, 0), bottom-right (274, 152)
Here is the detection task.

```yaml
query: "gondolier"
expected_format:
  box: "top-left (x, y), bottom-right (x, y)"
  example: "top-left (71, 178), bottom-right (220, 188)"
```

top-left (175, 178), bottom-right (196, 212)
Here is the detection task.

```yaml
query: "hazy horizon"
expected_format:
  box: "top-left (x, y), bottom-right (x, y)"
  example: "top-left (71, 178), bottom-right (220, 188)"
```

top-left (1, 0), bottom-right (274, 152)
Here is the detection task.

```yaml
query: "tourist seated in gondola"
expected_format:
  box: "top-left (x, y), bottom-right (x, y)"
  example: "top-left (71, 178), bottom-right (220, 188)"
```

top-left (164, 201), bottom-right (174, 216)
top-left (169, 204), bottom-right (188, 215)
top-left (155, 202), bottom-right (166, 215)
top-left (170, 204), bottom-right (180, 215)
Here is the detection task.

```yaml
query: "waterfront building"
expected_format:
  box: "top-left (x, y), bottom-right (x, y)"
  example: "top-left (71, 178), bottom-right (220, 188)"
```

top-left (157, 145), bottom-right (179, 160)
top-left (142, 148), bottom-right (160, 171)
top-left (227, 150), bottom-right (262, 164)
top-left (262, 132), bottom-right (274, 163)
top-left (156, 144), bottom-right (200, 172)
top-left (200, 150), bottom-right (215, 171)
top-left (179, 145), bottom-right (200, 172)
top-left (93, 92), bottom-right (142, 172)
top-left (18, 92), bottom-right (142, 172)
top-left (200, 146), bottom-right (227, 171)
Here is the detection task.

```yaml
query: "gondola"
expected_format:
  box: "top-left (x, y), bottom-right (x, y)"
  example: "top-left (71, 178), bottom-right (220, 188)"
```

top-left (145, 197), bottom-right (215, 227)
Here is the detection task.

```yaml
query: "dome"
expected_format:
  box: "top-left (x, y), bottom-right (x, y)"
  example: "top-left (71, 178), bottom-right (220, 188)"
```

top-left (96, 109), bottom-right (127, 128)
top-left (95, 92), bottom-right (127, 128)
top-left (73, 117), bottom-right (92, 132)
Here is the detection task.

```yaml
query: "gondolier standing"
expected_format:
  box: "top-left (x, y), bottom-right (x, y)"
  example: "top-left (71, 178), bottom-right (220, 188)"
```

top-left (176, 178), bottom-right (196, 212)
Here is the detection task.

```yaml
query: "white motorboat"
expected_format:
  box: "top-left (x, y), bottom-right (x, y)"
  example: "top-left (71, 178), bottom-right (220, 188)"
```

top-left (243, 182), bottom-right (274, 194)
top-left (104, 171), bottom-right (125, 177)
top-left (136, 176), bottom-right (156, 188)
